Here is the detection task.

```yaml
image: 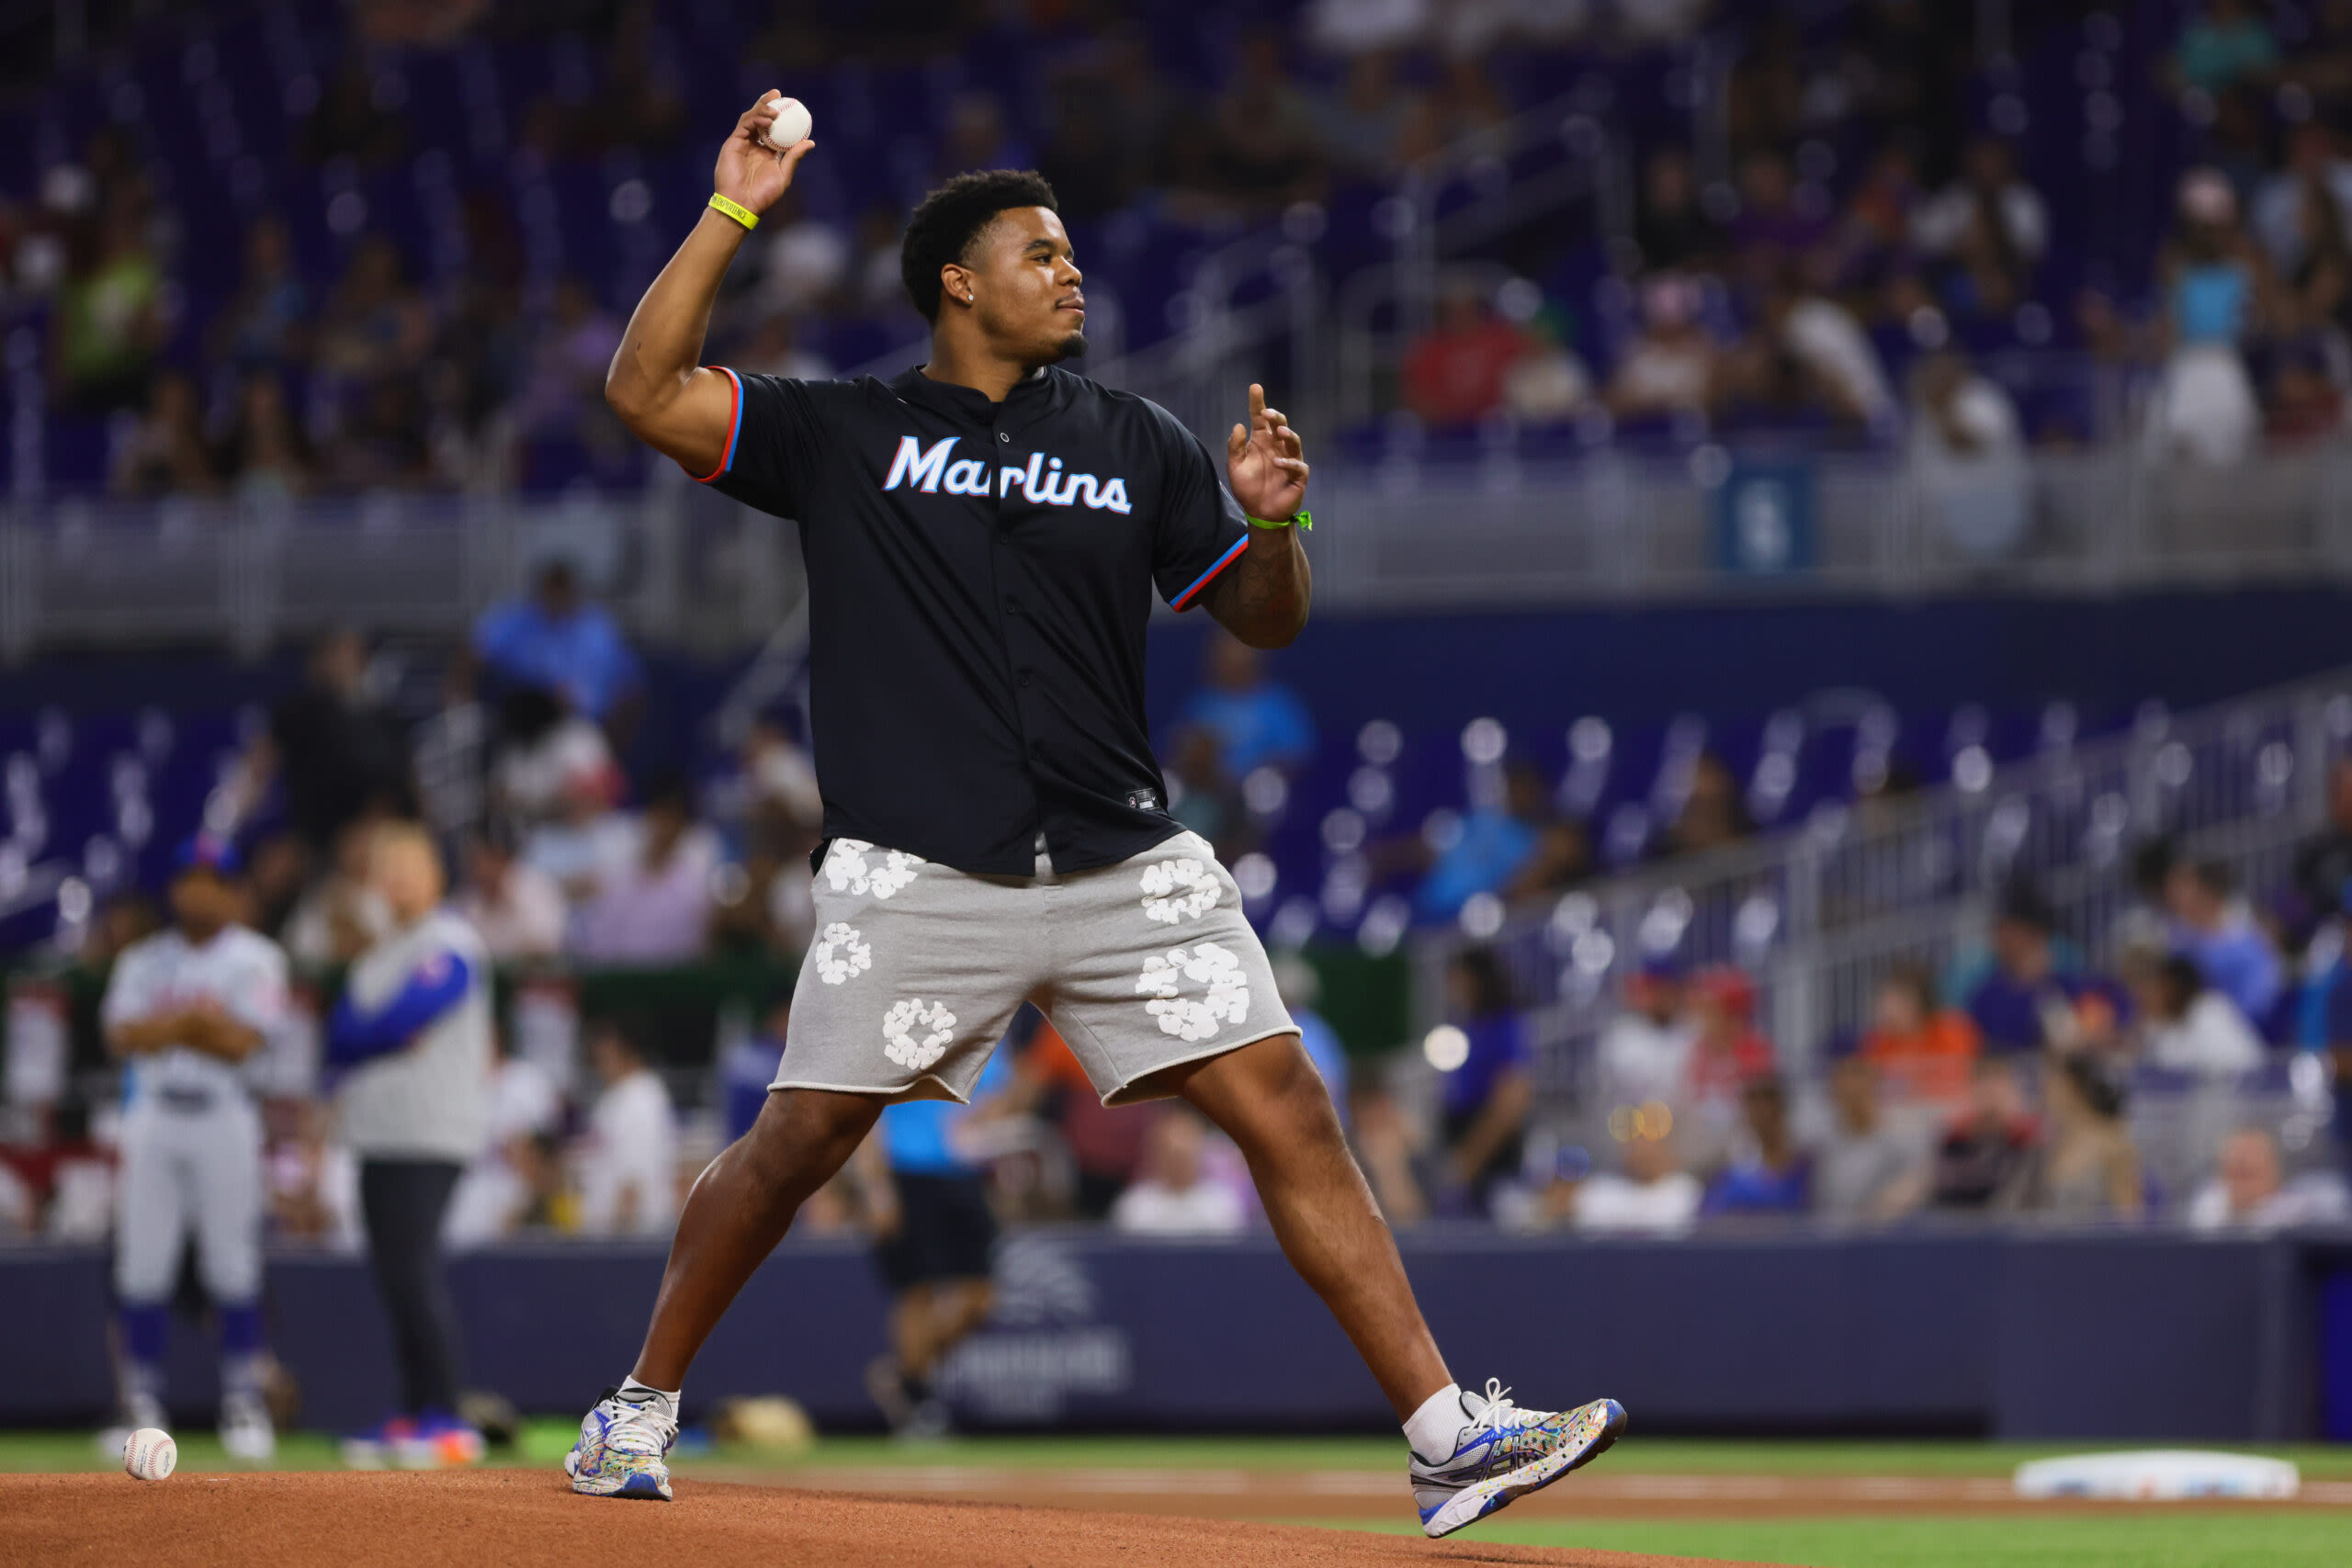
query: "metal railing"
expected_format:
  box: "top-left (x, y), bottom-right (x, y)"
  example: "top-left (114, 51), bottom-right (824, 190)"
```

top-left (1409, 666), bottom-right (2352, 1088)
top-left (5, 443), bottom-right (2352, 658)
top-left (1304, 441), bottom-right (2352, 610)
top-left (0, 470), bottom-right (805, 662)
top-left (1383, 663), bottom-right (2352, 1199)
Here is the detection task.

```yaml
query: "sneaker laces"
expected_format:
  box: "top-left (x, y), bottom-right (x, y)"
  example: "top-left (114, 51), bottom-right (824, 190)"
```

top-left (606, 1392), bottom-right (678, 1457)
top-left (1468, 1378), bottom-right (1535, 1437)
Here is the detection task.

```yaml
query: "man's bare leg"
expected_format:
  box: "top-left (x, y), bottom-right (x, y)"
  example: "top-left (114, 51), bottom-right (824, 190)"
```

top-left (631, 1088), bottom-right (880, 1390)
top-left (1156, 1033), bottom-right (1451, 1418)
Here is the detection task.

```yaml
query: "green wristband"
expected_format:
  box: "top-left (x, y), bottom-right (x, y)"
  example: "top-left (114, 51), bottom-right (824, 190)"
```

top-left (1246, 511), bottom-right (1311, 531)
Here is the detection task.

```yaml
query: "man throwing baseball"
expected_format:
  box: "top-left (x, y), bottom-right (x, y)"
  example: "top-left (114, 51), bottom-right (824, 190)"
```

top-left (566, 92), bottom-right (1624, 1537)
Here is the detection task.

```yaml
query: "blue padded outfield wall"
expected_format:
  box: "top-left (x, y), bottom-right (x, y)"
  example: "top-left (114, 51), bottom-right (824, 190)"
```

top-left (7, 1230), bottom-right (2349, 1440)
top-left (1143, 586), bottom-right (2352, 745)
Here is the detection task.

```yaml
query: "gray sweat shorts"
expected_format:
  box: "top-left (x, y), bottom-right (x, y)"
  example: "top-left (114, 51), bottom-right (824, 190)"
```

top-left (775, 830), bottom-right (1296, 1106)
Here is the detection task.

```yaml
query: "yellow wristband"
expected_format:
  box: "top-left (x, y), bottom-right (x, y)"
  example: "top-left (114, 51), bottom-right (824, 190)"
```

top-left (708, 192), bottom-right (760, 231)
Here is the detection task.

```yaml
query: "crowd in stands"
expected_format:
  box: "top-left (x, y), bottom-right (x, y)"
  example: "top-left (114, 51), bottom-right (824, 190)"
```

top-left (0, 564), bottom-right (1399, 1248)
top-left (2, 587), bottom-right (2350, 1249)
top-left (0, 0), bottom-right (1724, 500)
top-left (1381, 781), bottom-right (2352, 1235)
top-left (29, 5), bottom-right (2352, 508)
top-left (1375, 0), bottom-right (2352, 513)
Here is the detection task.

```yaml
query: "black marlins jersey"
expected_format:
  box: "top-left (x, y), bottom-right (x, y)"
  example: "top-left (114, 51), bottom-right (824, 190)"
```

top-left (697, 363), bottom-right (1251, 877)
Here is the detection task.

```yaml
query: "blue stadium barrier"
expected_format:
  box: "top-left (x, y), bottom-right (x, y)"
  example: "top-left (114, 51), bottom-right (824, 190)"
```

top-left (8, 1229), bottom-right (2347, 1441)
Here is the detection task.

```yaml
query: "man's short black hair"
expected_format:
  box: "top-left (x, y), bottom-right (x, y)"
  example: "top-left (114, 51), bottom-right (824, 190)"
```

top-left (899, 169), bottom-right (1060, 323)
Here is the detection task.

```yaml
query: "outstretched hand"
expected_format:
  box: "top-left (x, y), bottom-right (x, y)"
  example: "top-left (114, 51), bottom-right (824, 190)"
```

top-left (1226, 383), bottom-right (1309, 521)
top-left (715, 90), bottom-right (816, 218)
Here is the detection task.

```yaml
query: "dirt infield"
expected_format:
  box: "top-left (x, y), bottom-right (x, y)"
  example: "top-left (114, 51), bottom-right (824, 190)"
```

top-left (0, 1470), bottom-right (1781, 1568)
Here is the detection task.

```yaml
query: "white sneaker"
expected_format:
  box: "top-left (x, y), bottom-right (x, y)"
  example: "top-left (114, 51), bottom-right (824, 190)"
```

top-left (565, 1387), bottom-right (676, 1500)
top-left (97, 1393), bottom-right (168, 1461)
top-left (1408, 1379), bottom-right (1627, 1539)
top-left (220, 1391), bottom-right (277, 1463)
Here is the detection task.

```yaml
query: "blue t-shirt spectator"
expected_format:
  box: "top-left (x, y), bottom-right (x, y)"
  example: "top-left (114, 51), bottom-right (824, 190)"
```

top-left (1440, 1012), bottom-right (1530, 1121)
top-left (1702, 1156), bottom-right (1813, 1215)
top-left (475, 565), bottom-right (644, 720)
top-left (2171, 263), bottom-right (2250, 346)
top-left (2296, 945), bottom-right (2347, 1048)
top-left (2323, 966), bottom-right (2352, 1164)
top-left (1295, 1007), bottom-right (1351, 1122)
top-left (1967, 970), bottom-right (2128, 1055)
top-left (718, 1032), bottom-right (786, 1143)
top-left (2177, 920), bottom-right (2283, 1028)
top-left (880, 1052), bottom-right (1012, 1176)
top-left (1177, 682), bottom-right (1317, 778)
top-left (1416, 807), bottom-right (1541, 924)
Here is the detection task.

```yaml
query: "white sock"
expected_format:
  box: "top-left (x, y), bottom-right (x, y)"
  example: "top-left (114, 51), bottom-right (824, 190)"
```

top-left (1404, 1382), bottom-right (1465, 1463)
top-left (220, 1352), bottom-right (268, 1403)
top-left (618, 1376), bottom-right (680, 1415)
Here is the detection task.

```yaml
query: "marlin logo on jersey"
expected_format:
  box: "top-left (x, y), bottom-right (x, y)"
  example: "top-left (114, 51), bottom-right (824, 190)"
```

top-left (884, 436), bottom-right (1132, 513)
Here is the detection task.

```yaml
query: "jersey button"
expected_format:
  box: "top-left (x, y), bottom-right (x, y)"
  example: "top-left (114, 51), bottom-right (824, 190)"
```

top-left (998, 432), bottom-right (1011, 443)
top-left (1018, 670), bottom-right (1034, 688)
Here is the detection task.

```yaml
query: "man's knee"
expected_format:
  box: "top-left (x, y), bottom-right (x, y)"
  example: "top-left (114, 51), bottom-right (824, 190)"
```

top-left (740, 1087), bottom-right (876, 1190)
top-left (1225, 1034), bottom-right (1346, 1147)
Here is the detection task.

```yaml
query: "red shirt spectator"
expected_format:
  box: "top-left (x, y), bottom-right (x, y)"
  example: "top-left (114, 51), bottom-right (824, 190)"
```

top-left (1401, 289), bottom-right (1528, 427)
top-left (1684, 967), bottom-right (1775, 1099)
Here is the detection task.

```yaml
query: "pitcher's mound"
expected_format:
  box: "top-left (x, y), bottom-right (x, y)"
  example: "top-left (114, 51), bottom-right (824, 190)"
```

top-left (0, 1468), bottom-right (1781, 1567)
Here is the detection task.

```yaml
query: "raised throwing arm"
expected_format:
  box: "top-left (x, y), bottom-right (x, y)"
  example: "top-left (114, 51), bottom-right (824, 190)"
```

top-left (1206, 383), bottom-right (1313, 649)
top-left (605, 92), bottom-right (815, 475)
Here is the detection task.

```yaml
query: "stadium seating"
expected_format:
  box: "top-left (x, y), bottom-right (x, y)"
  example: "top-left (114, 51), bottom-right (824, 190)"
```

top-left (0, 4), bottom-right (2253, 488)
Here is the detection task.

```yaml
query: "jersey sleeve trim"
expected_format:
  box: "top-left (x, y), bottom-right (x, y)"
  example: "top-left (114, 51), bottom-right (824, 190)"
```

top-left (1169, 534), bottom-right (1250, 611)
top-left (686, 367), bottom-right (746, 483)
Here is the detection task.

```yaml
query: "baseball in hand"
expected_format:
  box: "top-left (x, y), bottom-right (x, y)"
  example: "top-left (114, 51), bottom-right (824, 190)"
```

top-left (762, 96), bottom-right (813, 151)
top-left (124, 1427), bottom-right (177, 1481)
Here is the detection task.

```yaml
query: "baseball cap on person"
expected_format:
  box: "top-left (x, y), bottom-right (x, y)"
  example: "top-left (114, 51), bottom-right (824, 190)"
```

top-left (173, 834), bottom-right (243, 877)
top-left (1691, 965), bottom-right (1757, 1021)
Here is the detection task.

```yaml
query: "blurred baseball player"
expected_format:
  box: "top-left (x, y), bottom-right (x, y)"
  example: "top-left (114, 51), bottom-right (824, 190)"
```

top-left (328, 822), bottom-right (494, 1469)
top-left (100, 835), bottom-right (288, 1461)
top-left (566, 97), bottom-right (1624, 1536)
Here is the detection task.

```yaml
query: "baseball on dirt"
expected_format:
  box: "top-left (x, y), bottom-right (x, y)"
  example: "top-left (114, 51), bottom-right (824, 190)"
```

top-left (762, 96), bottom-right (812, 151)
top-left (123, 1427), bottom-right (176, 1481)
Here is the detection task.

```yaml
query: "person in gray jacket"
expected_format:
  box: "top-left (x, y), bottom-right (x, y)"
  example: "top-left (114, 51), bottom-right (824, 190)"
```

top-left (328, 820), bottom-right (493, 1468)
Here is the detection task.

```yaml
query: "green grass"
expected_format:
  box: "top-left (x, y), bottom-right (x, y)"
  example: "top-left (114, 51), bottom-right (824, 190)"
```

top-left (10, 1427), bottom-right (2352, 1483)
top-left (0, 1431), bottom-right (514, 1474)
top-left (662, 1431), bottom-right (2352, 1483)
top-left (1306, 1514), bottom-right (2352, 1568)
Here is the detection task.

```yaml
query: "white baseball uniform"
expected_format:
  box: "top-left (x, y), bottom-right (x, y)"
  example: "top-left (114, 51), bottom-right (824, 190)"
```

top-left (101, 924), bottom-right (289, 1304)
